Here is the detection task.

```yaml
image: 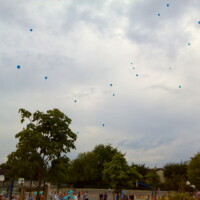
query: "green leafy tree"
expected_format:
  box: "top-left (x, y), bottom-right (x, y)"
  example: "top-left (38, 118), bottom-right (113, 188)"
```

top-left (103, 153), bottom-right (129, 190)
top-left (93, 144), bottom-right (121, 185)
top-left (164, 162), bottom-right (188, 191)
top-left (6, 108), bottom-right (77, 195)
top-left (69, 144), bottom-right (120, 188)
top-left (146, 169), bottom-right (160, 189)
top-left (188, 152), bottom-right (200, 189)
top-left (69, 152), bottom-right (99, 187)
top-left (47, 156), bottom-right (70, 190)
top-left (131, 163), bottom-right (149, 182)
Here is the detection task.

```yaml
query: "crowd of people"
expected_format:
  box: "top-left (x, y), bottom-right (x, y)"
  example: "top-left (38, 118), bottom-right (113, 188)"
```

top-left (53, 190), bottom-right (88, 200)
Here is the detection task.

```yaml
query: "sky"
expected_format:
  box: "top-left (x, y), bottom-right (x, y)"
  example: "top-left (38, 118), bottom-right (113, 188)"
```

top-left (0, 0), bottom-right (200, 168)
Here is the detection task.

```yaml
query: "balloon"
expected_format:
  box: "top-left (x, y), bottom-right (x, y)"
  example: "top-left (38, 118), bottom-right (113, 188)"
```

top-left (188, 43), bottom-right (191, 46)
top-left (179, 85), bottom-right (182, 88)
top-left (132, 67), bottom-right (135, 69)
top-left (136, 74), bottom-right (138, 77)
top-left (158, 13), bottom-right (160, 16)
top-left (166, 4), bottom-right (170, 7)
top-left (102, 124), bottom-right (105, 126)
top-left (30, 29), bottom-right (33, 32)
top-left (76, 131), bottom-right (79, 134)
top-left (109, 84), bottom-right (112, 87)
top-left (74, 100), bottom-right (77, 103)
top-left (17, 65), bottom-right (20, 69)
top-left (131, 62), bottom-right (133, 64)
top-left (198, 21), bottom-right (200, 24)
top-left (45, 76), bottom-right (48, 79)
top-left (113, 94), bottom-right (115, 96)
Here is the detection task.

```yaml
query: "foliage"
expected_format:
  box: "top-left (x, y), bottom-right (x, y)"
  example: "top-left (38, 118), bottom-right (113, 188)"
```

top-left (131, 163), bottom-right (149, 182)
top-left (164, 162), bottom-right (188, 191)
top-left (47, 156), bottom-right (70, 187)
top-left (68, 144), bottom-right (120, 187)
top-left (103, 153), bottom-right (130, 190)
top-left (5, 108), bottom-right (77, 189)
top-left (169, 193), bottom-right (194, 200)
top-left (188, 152), bottom-right (200, 189)
top-left (146, 169), bottom-right (160, 189)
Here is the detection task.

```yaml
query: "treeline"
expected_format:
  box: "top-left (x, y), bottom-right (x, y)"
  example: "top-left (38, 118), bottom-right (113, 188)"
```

top-left (0, 108), bottom-right (200, 191)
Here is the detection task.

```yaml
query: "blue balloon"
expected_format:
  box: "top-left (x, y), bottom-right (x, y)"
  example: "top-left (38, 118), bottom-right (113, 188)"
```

top-left (113, 93), bottom-right (115, 96)
top-left (76, 131), bottom-right (79, 134)
top-left (166, 4), bottom-right (170, 7)
top-left (188, 43), bottom-right (191, 46)
top-left (198, 21), bottom-right (200, 24)
top-left (102, 124), bottom-right (105, 126)
top-left (17, 65), bottom-right (20, 69)
top-left (45, 76), bottom-right (48, 79)
top-left (74, 100), bottom-right (77, 103)
top-left (132, 67), bottom-right (135, 69)
top-left (109, 84), bottom-right (112, 87)
top-left (30, 28), bottom-right (33, 32)
top-left (179, 85), bottom-right (182, 88)
top-left (136, 74), bottom-right (138, 77)
top-left (158, 13), bottom-right (160, 16)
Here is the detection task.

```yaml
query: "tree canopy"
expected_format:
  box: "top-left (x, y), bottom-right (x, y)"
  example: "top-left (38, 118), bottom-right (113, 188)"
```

top-left (188, 152), bottom-right (200, 189)
top-left (5, 108), bottom-right (77, 191)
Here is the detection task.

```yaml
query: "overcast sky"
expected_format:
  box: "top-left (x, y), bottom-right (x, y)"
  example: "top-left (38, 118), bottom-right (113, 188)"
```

top-left (0, 0), bottom-right (200, 167)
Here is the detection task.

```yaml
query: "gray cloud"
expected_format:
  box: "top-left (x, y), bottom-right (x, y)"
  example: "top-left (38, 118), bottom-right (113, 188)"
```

top-left (0, 0), bottom-right (200, 167)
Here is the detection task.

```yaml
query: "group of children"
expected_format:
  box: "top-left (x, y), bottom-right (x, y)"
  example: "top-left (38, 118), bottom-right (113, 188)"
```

top-left (53, 190), bottom-right (88, 200)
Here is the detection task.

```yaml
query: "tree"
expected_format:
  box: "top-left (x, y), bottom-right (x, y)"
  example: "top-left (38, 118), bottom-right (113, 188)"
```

top-left (146, 169), bottom-right (160, 189)
top-left (131, 163), bottom-right (149, 182)
top-left (6, 108), bottom-right (77, 196)
top-left (69, 144), bottom-right (121, 188)
top-left (103, 153), bottom-right (129, 190)
top-left (47, 156), bottom-right (70, 190)
top-left (188, 152), bottom-right (200, 189)
top-left (93, 144), bottom-right (121, 185)
top-left (69, 152), bottom-right (99, 187)
top-left (164, 162), bottom-right (188, 191)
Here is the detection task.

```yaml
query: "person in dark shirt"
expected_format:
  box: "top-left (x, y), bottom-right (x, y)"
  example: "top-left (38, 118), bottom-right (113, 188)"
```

top-left (99, 193), bottom-right (103, 200)
top-left (129, 193), bottom-right (134, 200)
top-left (103, 192), bottom-right (107, 200)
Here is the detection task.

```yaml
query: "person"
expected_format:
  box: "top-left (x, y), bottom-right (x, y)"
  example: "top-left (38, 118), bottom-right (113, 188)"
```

top-left (77, 192), bottom-right (80, 200)
top-left (103, 192), bottom-right (107, 200)
top-left (146, 195), bottom-right (150, 200)
top-left (74, 194), bottom-right (78, 200)
top-left (54, 192), bottom-right (59, 200)
top-left (129, 193), bottom-right (134, 200)
top-left (116, 193), bottom-right (119, 200)
top-left (99, 193), bottom-right (103, 200)
top-left (83, 192), bottom-right (88, 200)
